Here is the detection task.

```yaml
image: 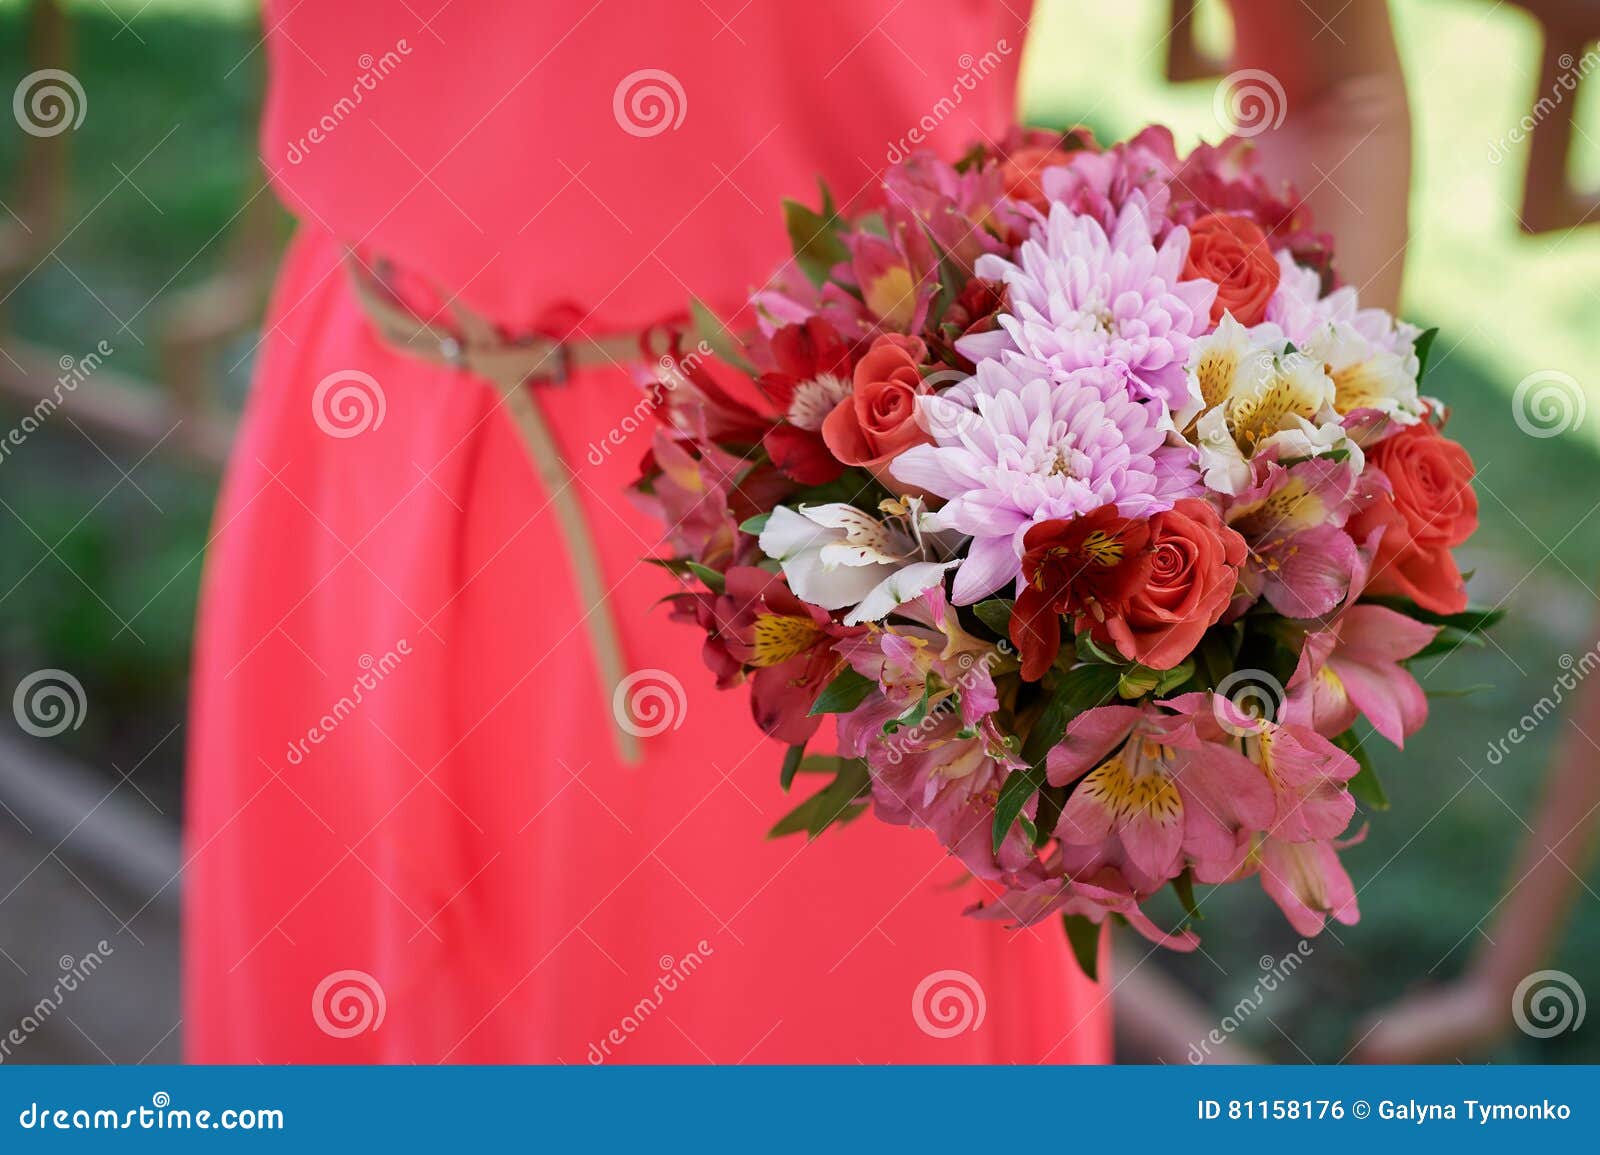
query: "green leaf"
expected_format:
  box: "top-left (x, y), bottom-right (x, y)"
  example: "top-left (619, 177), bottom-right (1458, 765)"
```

top-left (1060, 914), bottom-right (1103, 982)
top-left (1074, 632), bottom-right (1125, 666)
top-left (1425, 683), bottom-right (1493, 699)
top-left (992, 763), bottom-right (1047, 854)
top-left (784, 198), bottom-right (850, 286)
top-left (1020, 663), bottom-right (1124, 768)
top-left (972, 598), bottom-right (1015, 638)
top-left (1411, 624), bottom-right (1484, 660)
top-left (1335, 730), bottom-right (1390, 810)
top-left (816, 177), bottom-right (838, 222)
top-left (809, 667), bottom-right (876, 716)
top-left (1117, 659), bottom-right (1193, 700)
top-left (768, 758), bottom-right (870, 838)
top-left (689, 296), bottom-right (753, 374)
top-left (779, 743), bottom-right (808, 791)
top-left (685, 561), bottom-right (725, 593)
top-left (739, 512), bottom-right (771, 537)
top-left (1367, 597), bottom-right (1504, 633)
top-left (1413, 326), bottom-right (1440, 382)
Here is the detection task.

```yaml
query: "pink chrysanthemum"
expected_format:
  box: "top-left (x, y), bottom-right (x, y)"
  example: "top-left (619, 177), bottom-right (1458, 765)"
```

top-left (890, 357), bottom-right (1201, 604)
top-left (956, 195), bottom-right (1216, 412)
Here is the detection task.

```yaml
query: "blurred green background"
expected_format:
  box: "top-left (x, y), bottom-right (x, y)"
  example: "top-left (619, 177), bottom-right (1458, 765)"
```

top-left (0, 0), bottom-right (1595, 1062)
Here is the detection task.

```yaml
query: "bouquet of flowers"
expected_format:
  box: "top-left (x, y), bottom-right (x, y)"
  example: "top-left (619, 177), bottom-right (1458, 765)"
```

top-left (632, 125), bottom-right (1496, 974)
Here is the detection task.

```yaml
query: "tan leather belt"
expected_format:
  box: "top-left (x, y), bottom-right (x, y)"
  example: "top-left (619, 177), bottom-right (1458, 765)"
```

top-left (345, 252), bottom-right (642, 765)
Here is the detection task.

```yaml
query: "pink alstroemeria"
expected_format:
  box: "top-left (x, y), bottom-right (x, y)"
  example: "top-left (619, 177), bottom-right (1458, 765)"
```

top-left (970, 857), bottom-right (1200, 950)
top-left (1046, 700), bottom-right (1275, 891)
top-left (1204, 692), bottom-right (1358, 845)
top-left (834, 618), bottom-right (1001, 758)
top-left (1284, 600), bottom-right (1438, 749)
top-left (864, 715), bottom-right (1034, 881)
top-left (1193, 826), bottom-right (1365, 937)
top-left (1226, 455), bottom-right (1361, 620)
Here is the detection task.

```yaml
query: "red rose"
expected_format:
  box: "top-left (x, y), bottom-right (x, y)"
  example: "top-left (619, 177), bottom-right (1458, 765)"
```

top-left (821, 333), bottom-right (932, 471)
top-left (1347, 420), bottom-right (1478, 614)
top-left (1183, 212), bottom-right (1280, 327)
top-left (1011, 508), bottom-right (1153, 681)
top-left (1089, 499), bottom-right (1247, 671)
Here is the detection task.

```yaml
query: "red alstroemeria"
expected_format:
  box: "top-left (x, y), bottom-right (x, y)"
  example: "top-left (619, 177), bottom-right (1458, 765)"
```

top-left (753, 317), bottom-right (857, 485)
top-left (1010, 508), bottom-right (1153, 681)
top-left (711, 567), bottom-right (860, 745)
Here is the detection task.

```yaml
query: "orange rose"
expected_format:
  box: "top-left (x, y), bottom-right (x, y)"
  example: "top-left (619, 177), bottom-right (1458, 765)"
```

top-left (821, 334), bottom-right (932, 471)
top-left (1183, 212), bottom-right (1280, 327)
top-left (1090, 499), bottom-right (1247, 671)
top-left (1001, 145), bottom-right (1073, 211)
top-left (1347, 421), bottom-right (1478, 614)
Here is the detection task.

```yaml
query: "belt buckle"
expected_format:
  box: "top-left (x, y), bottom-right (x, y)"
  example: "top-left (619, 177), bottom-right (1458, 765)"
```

top-left (528, 338), bottom-right (572, 388)
top-left (437, 334), bottom-right (468, 370)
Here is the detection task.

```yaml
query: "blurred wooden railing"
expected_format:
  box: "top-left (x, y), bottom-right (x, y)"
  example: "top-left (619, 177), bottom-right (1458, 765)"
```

top-left (0, 0), bottom-right (273, 472)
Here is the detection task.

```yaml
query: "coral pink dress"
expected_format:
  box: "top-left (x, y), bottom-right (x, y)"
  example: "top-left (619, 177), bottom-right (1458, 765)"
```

top-left (184, 0), bottom-right (1110, 1062)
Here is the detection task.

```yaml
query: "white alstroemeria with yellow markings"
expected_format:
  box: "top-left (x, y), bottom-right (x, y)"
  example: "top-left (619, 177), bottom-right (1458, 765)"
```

top-left (1266, 252), bottom-right (1423, 424)
top-left (1181, 314), bottom-right (1363, 496)
top-left (758, 497), bottom-right (958, 626)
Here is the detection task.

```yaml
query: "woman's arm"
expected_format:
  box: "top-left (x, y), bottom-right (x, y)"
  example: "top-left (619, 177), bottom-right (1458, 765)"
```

top-left (1226, 0), bottom-right (1412, 311)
